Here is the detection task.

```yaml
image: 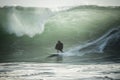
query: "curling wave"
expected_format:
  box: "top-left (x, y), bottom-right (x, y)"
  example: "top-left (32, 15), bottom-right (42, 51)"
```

top-left (65, 27), bottom-right (120, 56)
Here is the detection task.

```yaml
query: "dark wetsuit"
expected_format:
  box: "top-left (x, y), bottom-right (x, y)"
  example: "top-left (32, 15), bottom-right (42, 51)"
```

top-left (55, 41), bottom-right (63, 53)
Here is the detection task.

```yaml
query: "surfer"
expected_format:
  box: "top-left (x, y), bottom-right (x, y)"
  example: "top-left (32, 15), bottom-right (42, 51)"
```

top-left (47, 40), bottom-right (63, 61)
top-left (55, 41), bottom-right (64, 53)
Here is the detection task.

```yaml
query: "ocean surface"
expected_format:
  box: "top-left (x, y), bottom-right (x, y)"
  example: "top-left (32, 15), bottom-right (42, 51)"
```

top-left (0, 5), bottom-right (120, 80)
top-left (0, 62), bottom-right (119, 80)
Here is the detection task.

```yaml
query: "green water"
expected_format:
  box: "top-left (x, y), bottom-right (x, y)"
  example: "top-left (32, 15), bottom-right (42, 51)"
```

top-left (0, 6), bottom-right (120, 62)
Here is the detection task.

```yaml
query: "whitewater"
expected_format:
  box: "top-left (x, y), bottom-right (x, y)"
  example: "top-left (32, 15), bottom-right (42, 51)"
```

top-left (0, 5), bottom-right (120, 80)
top-left (64, 27), bottom-right (120, 56)
top-left (0, 62), bottom-right (120, 80)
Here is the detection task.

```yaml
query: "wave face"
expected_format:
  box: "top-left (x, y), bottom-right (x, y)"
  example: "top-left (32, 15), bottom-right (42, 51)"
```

top-left (65, 27), bottom-right (120, 56)
top-left (0, 6), bottom-right (120, 62)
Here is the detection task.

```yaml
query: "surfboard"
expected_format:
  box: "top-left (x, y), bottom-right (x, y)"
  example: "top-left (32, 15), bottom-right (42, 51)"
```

top-left (47, 53), bottom-right (63, 61)
top-left (47, 53), bottom-right (62, 58)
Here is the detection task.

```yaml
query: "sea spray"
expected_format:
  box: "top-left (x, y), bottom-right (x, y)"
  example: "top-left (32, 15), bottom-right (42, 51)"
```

top-left (64, 27), bottom-right (120, 56)
top-left (0, 7), bottom-right (54, 37)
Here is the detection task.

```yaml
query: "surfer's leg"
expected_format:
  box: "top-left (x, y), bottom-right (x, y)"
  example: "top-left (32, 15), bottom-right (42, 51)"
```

top-left (57, 50), bottom-right (59, 53)
top-left (60, 49), bottom-right (63, 53)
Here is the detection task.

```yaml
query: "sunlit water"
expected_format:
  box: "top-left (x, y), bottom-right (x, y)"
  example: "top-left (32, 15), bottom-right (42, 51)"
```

top-left (0, 62), bottom-right (120, 80)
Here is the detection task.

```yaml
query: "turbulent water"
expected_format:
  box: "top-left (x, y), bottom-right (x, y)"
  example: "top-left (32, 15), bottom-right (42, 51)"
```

top-left (0, 5), bottom-right (120, 80)
top-left (0, 62), bottom-right (120, 80)
top-left (0, 5), bottom-right (120, 62)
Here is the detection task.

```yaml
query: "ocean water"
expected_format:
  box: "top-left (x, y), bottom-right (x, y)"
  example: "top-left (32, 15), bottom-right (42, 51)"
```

top-left (0, 5), bottom-right (120, 80)
top-left (0, 62), bottom-right (120, 80)
top-left (0, 5), bottom-right (120, 62)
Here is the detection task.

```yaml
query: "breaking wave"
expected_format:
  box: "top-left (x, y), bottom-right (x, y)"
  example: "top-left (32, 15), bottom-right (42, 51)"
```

top-left (0, 5), bottom-right (120, 62)
top-left (64, 27), bottom-right (120, 56)
top-left (0, 6), bottom-right (53, 37)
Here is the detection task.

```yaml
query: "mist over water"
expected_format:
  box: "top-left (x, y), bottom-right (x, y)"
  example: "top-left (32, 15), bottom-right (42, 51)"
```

top-left (0, 7), bottom-right (53, 37)
top-left (0, 5), bottom-right (120, 62)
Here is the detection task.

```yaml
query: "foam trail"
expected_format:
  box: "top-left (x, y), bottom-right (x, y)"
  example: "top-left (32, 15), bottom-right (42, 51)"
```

top-left (64, 27), bottom-right (120, 56)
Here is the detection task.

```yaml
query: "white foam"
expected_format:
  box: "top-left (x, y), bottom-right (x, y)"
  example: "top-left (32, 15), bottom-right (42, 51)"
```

top-left (5, 8), bottom-right (53, 37)
top-left (0, 63), bottom-right (120, 80)
top-left (65, 27), bottom-right (120, 56)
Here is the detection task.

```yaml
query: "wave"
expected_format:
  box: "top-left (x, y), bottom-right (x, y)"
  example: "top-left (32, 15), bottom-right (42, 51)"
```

top-left (0, 5), bottom-right (120, 37)
top-left (64, 27), bottom-right (120, 56)
top-left (68, 5), bottom-right (120, 10)
top-left (0, 5), bottom-right (120, 62)
top-left (0, 6), bottom-right (54, 37)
